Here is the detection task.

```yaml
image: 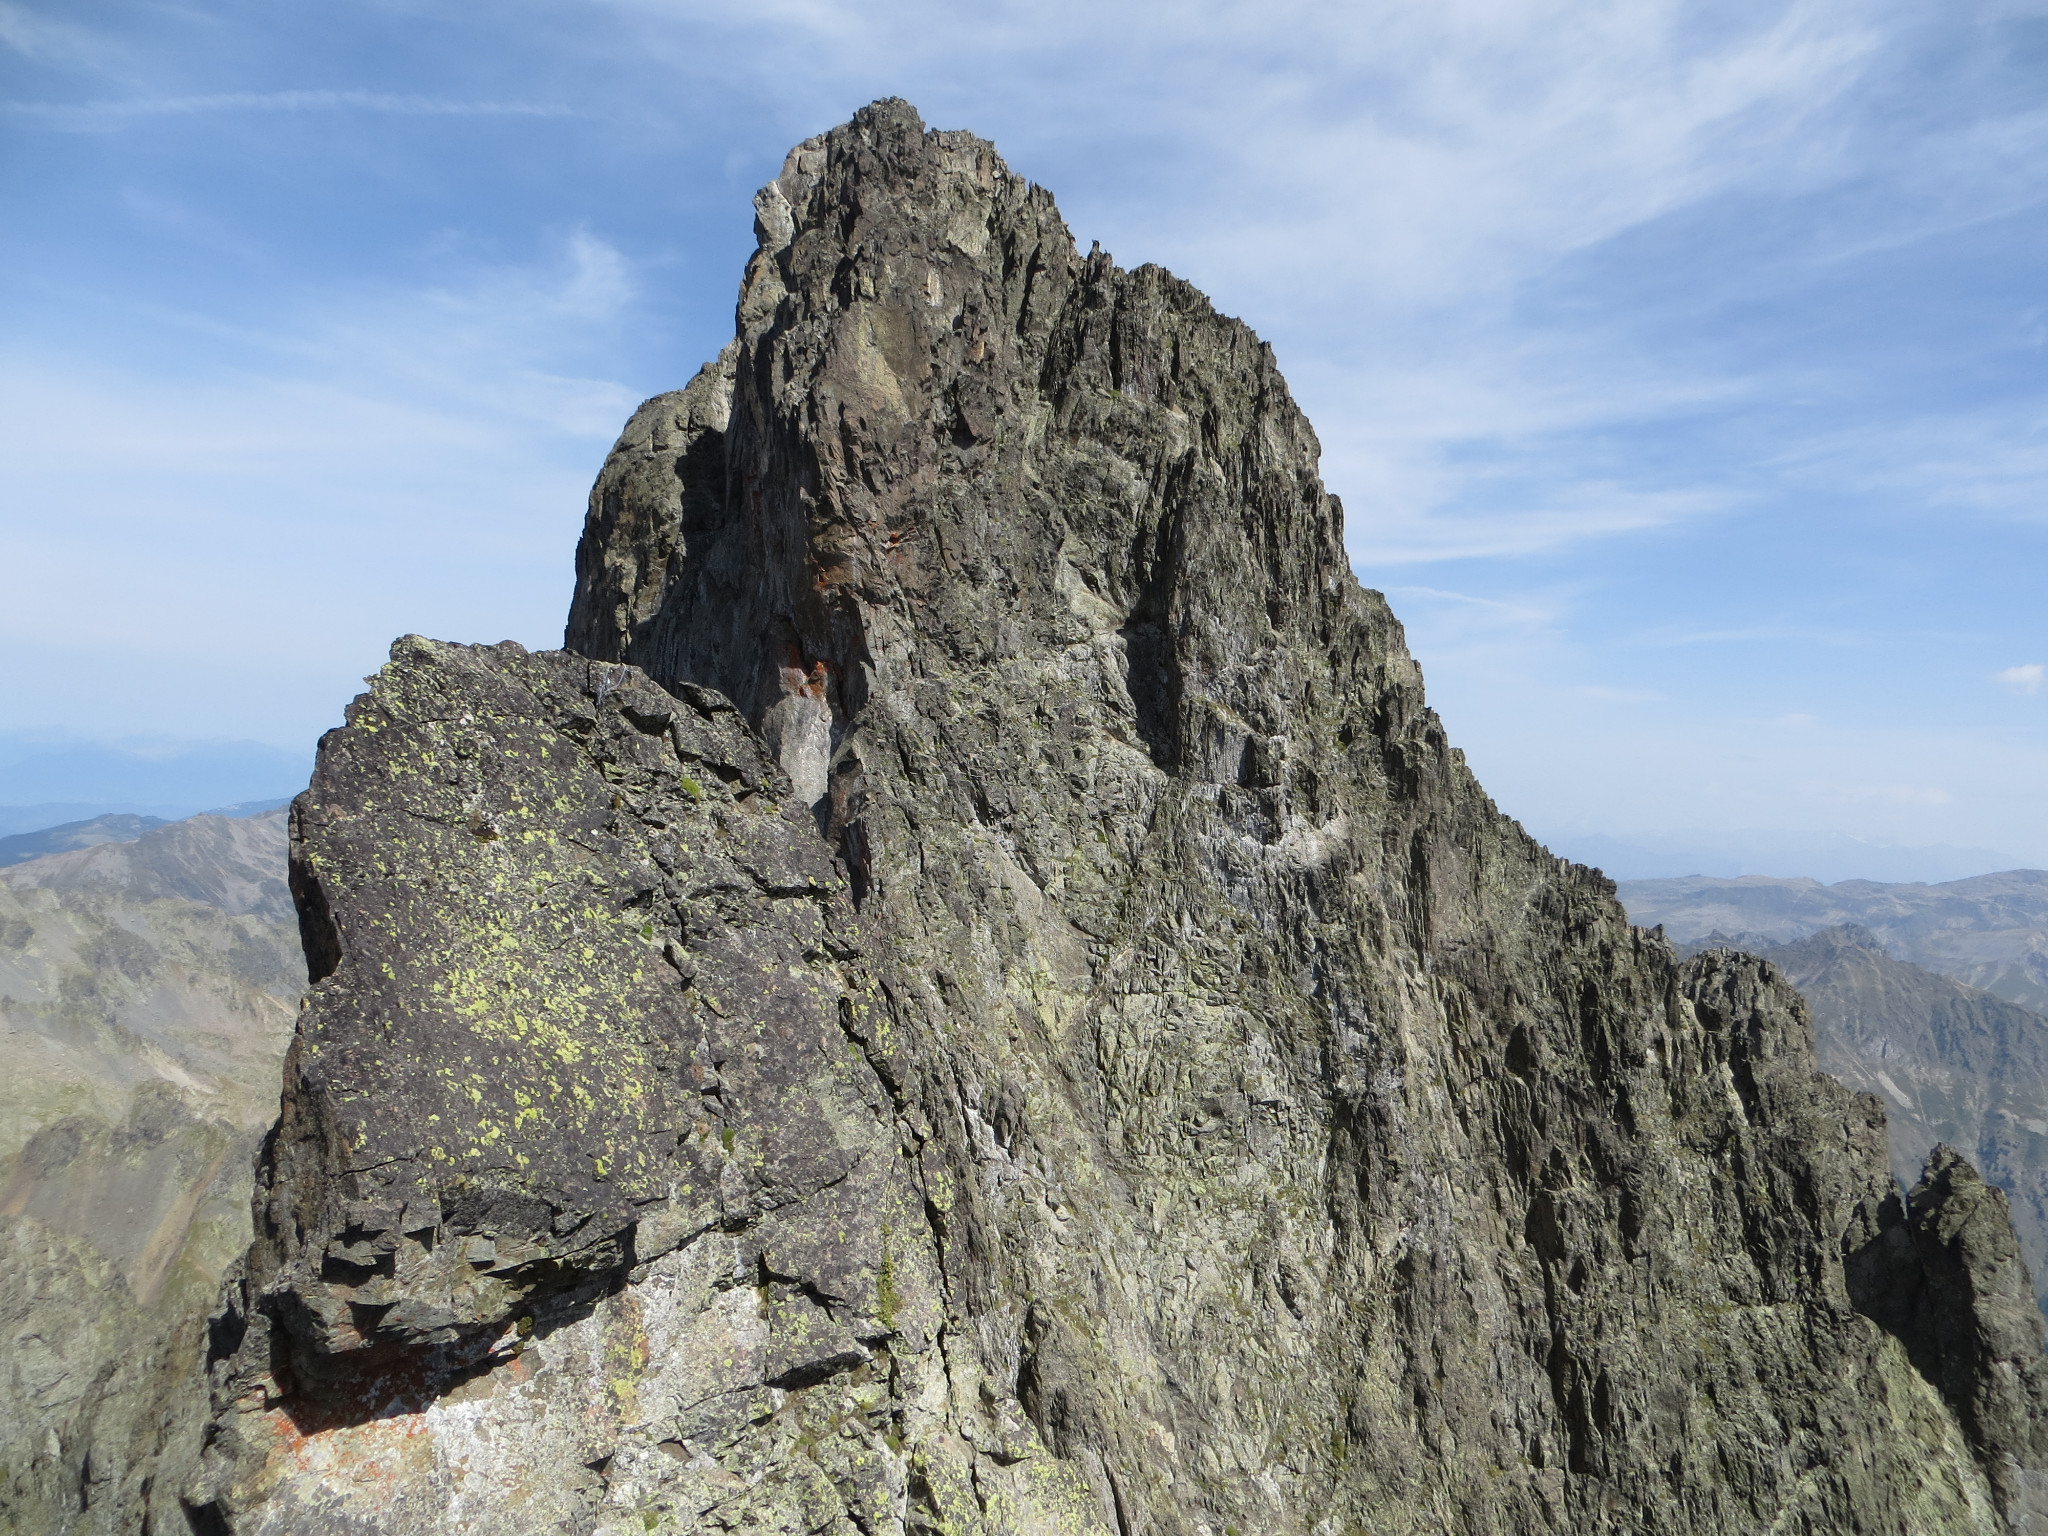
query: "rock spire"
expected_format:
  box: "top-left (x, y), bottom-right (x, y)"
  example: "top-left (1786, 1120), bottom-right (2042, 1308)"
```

top-left (191, 99), bottom-right (2048, 1535)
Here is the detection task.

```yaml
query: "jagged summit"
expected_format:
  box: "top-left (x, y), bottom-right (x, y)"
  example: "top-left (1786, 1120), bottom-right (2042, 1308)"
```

top-left (567, 97), bottom-right (1351, 816)
top-left (189, 102), bottom-right (2048, 1536)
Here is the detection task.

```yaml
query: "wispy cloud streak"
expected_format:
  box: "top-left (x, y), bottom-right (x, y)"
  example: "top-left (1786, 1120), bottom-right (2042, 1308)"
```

top-left (0, 0), bottom-right (2042, 862)
top-left (7, 90), bottom-right (574, 130)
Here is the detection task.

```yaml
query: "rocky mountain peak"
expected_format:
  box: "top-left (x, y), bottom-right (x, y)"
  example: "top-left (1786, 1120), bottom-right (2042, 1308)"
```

top-left (190, 102), bottom-right (2048, 1536)
top-left (1796, 921), bottom-right (1892, 954)
top-left (569, 97), bottom-right (1367, 820)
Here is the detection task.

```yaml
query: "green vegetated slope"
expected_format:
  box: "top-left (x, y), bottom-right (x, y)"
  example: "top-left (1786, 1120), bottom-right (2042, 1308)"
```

top-left (1623, 870), bottom-right (2048, 1014)
top-left (0, 809), bottom-right (302, 1535)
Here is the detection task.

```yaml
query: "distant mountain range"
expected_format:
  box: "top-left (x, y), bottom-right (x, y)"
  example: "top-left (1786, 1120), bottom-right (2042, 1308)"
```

top-left (0, 806), bottom-right (301, 1530)
top-left (0, 801), bottom-right (291, 868)
top-left (0, 804), bottom-right (301, 1157)
top-left (0, 812), bottom-right (166, 866)
top-left (1620, 869), bottom-right (2048, 1014)
top-left (1552, 829), bottom-right (2020, 885)
top-left (0, 731), bottom-right (308, 836)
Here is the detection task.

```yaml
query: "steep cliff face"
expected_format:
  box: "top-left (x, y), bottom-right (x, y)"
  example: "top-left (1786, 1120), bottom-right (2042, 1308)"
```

top-left (1746, 925), bottom-right (2048, 1319)
top-left (197, 101), bottom-right (2048, 1535)
top-left (1847, 1144), bottom-right (2048, 1519)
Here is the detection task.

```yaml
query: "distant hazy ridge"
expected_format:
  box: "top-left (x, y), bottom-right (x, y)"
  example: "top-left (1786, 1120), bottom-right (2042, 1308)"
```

top-left (0, 809), bottom-right (301, 1533)
top-left (1621, 869), bottom-right (2048, 1015)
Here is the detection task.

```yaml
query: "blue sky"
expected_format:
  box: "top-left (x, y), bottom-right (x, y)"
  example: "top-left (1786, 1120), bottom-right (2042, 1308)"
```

top-left (2, 0), bottom-right (2044, 877)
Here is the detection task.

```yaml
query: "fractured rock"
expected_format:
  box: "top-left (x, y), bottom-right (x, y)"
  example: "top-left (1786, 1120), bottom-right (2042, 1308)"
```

top-left (196, 100), bottom-right (2048, 1535)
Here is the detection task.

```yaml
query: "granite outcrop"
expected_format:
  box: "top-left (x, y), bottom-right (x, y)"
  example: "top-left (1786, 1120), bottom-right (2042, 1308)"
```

top-left (193, 100), bottom-right (2048, 1535)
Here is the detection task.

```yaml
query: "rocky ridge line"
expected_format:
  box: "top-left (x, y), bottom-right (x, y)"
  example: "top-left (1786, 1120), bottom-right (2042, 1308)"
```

top-left (194, 100), bottom-right (2048, 1535)
top-left (1709, 924), bottom-right (2048, 1322)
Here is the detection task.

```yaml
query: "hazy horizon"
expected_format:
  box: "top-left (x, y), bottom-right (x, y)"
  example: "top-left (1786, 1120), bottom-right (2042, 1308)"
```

top-left (0, 733), bottom-right (2034, 888)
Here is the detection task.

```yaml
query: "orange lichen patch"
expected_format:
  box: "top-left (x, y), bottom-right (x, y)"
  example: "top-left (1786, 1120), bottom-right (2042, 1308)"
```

top-left (257, 1399), bottom-right (440, 1503)
top-left (253, 1345), bottom-right (545, 1505)
top-left (442, 1347), bottom-right (533, 1407)
top-left (777, 658), bottom-right (832, 701)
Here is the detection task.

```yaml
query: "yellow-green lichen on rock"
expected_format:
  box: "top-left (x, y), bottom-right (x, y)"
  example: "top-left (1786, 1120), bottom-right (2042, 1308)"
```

top-left (192, 639), bottom-right (1006, 1535)
top-left (190, 99), bottom-right (2048, 1536)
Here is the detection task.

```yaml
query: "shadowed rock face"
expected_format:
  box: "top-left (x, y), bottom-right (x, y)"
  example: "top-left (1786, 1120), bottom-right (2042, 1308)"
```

top-left (1734, 925), bottom-right (2048, 1321)
top-left (197, 100), bottom-right (2048, 1535)
top-left (1847, 1145), bottom-right (2048, 1522)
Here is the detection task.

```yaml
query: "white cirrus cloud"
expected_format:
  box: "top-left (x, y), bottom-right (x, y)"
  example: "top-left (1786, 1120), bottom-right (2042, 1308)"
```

top-left (0, 0), bottom-right (117, 70)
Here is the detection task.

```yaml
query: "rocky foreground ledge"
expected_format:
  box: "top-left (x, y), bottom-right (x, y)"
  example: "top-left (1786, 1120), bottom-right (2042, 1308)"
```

top-left (189, 101), bottom-right (2048, 1536)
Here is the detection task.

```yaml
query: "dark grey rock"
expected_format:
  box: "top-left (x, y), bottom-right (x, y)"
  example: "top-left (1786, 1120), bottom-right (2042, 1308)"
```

top-left (199, 100), bottom-right (2048, 1535)
top-left (1849, 1144), bottom-right (2048, 1523)
top-left (1725, 924), bottom-right (2048, 1321)
top-left (189, 639), bottom-right (986, 1535)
